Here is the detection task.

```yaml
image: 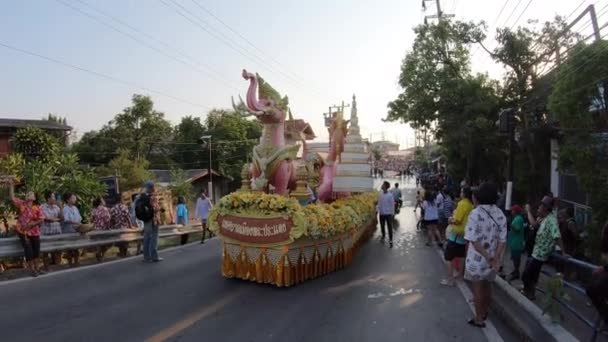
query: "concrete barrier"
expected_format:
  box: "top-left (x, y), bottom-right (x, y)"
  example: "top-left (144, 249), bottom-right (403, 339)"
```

top-left (0, 224), bottom-right (203, 258)
top-left (491, 275), bottom-right (578, 342)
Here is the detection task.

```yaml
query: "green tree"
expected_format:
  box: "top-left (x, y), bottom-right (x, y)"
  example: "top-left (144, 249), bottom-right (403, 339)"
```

top-left (483, 16), bottom-right (580, 198)
top-left (172, 116), bottom-right (206, 169)
top-left (113, 94), bottom-right (172, 160)
top-left (386, 20), bottom-right (503, 182)
top-left (71, 94), bottom-right (172, 168)
top-left (167, 168), bottom-right (193, 203)
top-left (548, 40), bottom-right (608, 260)
top-left (12, 127), bottom-right (61, 162)
top-left (97, 149), bottom-right (153, 192)
top-left (204, 109), bottom-right (262, 180)
top-left (70, 127), bottom-right (121, 166)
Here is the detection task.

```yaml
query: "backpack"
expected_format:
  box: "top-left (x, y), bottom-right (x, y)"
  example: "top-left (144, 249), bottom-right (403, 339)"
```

top-left (135, 194), bottom-right (153, 222)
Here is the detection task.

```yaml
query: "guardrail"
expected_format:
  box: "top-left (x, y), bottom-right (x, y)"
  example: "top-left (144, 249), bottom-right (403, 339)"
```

top-left (541, 253), bottom-right (604, 342)
top-left (0, 224), bottom-right (204, 259)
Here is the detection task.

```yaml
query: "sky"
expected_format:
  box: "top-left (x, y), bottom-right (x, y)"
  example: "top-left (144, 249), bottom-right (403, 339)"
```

top-left (0, 0), bottom-right (601, 149)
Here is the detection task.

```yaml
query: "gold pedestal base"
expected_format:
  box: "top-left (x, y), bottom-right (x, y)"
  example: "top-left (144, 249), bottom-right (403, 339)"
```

top-left (220, 219), bottom-right (377, 287)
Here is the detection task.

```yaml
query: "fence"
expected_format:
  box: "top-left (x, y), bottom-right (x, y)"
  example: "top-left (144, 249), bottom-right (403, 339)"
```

top-left (540, 253), bottom-right (605, 342)
top-left (0, 223), bottom-right (204, 259)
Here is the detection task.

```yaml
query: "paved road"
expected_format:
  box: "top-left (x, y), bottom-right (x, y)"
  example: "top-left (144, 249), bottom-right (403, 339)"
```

top-left (0, 180), bottom-right (501, 342)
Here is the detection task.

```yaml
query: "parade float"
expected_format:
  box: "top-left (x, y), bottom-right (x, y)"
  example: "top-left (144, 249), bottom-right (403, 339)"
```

top-left (208, 70), bottom-right (377, 287)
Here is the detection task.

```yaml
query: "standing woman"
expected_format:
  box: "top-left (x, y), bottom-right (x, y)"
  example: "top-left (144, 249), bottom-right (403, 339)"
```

top-left (41, 191), bottom-right (62, 235)
top-left (91, 197), bottom-right (111, 261)
top-left (40, 191), bottom-right (62, 270)
top-left (464, 182), bottom-right (507, 328)
top-left (423, 191), bottom-right (443, 247)
top-left (195, 190), bottom-right (213, 244)
top-left (10, 188), bottom-right (45, 277)
top-left (110, 194), bottom-right (134, 257)
top-left (62, 193), bottom-right (82, 266)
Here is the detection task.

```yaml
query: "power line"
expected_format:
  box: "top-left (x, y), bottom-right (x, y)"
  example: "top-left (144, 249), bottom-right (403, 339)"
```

top-left (501, 0), bottom-right (524, 28)
top-left (509, 0), bottom-right (535, 29)
top-left (54, 0), bottom-right (240, 92)
top-left (470, 0), bottom-right (512, 61)
top-left (160, 0), bottom-right (327, 101)
top-left (0, 41), bottom-right (210, 110)
top-left (73, 0), bottom-right (241, 92)
top-left (565, 0), bottom-right (589, 21)
top-left (188, 0), bottom-right (307, 86)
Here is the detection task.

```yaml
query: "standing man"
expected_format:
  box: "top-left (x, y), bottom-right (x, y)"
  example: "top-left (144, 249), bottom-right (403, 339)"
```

top-left (136, 181), bottom-right (163, 262)
top-left (521, 196), bottom-right (565, 300)
top-left (377, 181), bottom-right (395, 247)
top-left (196, 189), bottom-right (213, 244)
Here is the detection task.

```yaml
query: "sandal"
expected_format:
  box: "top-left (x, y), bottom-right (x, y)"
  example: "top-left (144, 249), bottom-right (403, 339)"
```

top-left (440, 279), bottom-right (455, 286)
top-left (467, 319), bottom-right (486, 328)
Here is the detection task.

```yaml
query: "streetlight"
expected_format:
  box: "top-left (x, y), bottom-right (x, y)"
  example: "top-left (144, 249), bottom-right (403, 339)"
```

top-left (200, 135), bottom-right (213, 201)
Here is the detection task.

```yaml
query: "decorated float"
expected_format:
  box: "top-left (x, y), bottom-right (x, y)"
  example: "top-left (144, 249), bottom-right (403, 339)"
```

top-left (208, 70), bottom-right (376, 287)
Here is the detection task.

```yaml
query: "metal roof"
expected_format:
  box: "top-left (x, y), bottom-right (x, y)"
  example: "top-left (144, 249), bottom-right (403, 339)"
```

top-left (0, 118), bottom-right (72, 131)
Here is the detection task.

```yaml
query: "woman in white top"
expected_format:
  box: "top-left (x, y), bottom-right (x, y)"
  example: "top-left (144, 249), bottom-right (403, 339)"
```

top-left (62, 193), bottom-right (82, 266)
top-left (41, 191), bottom-right (62, 235)
top-left (423, 190), bottom-right (443, 247)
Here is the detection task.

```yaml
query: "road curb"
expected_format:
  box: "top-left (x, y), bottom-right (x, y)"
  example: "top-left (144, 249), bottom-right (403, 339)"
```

top-left (490, 275), bottom-right (578, 341)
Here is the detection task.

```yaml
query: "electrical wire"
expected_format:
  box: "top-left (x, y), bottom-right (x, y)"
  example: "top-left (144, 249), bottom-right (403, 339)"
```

top-left (160, 0), bottom-right (330, 102)
top-left (509, 0), bottom-right (535, 29)
top-left (54, 0), bottom-right (240, 92)
top-left (0, 41), bottom-right (210, 110)
top-left (188, 0), bottom-right (307, 86)
top-left (73, 0), bottom-right (241, 92)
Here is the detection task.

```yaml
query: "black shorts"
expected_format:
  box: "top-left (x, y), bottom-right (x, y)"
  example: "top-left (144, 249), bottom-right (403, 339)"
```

top-left (423, 219), bottom-right (438, 225)
top-left (444, 240), bottom-right (466, 261)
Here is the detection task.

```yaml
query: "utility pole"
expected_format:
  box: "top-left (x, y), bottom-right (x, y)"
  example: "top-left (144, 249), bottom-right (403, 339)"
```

top-left (422, 0), bottom-right (454, 24)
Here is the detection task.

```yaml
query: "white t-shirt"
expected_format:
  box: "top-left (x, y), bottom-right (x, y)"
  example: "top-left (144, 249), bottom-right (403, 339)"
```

top-left (436, 192), bottom-right (445, 211)
top-left (464, 205), bottom-right (507, 281)
top-left (423, 200), bottom-right (439, 220)
top-left (377, 192), bottom-right (395, 215)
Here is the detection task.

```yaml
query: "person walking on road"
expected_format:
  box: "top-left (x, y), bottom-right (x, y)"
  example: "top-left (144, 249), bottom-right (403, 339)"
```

top-left (10, 187), bottom-right (45, 277)
top-left (507, 205), bottom-right (526, 281)
top-left (521, 196), bottom-right (566, 300)
top-left (195, 189), bottom-right (213, 244)
top-left (464, 182), bottom-right (507, 328)
top-left (136, 181), bottom-right (163, 262)
top-left (377, 181), bottom-right (395, 247)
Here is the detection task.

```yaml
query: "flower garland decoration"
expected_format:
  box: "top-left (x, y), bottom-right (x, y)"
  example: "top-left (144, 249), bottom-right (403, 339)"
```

top-left (209, 191), bottom-right (379, 242)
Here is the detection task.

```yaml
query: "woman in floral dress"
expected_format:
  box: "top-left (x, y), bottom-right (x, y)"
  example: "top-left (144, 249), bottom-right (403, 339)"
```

top-left (91, 197), bottom-right (111, 261)
top-left (11, 189), bottom-right (45, 277)
top-left (110, 194), bottom-right (133, 257)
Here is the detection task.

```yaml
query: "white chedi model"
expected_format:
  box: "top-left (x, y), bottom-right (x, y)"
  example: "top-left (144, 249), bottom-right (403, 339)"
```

top-left (333, 94), bottom-right (374, 193)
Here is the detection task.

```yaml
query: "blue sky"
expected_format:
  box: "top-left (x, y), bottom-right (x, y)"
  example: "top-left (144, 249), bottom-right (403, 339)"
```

top-left (0, 0), bottom-right (592, 146)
